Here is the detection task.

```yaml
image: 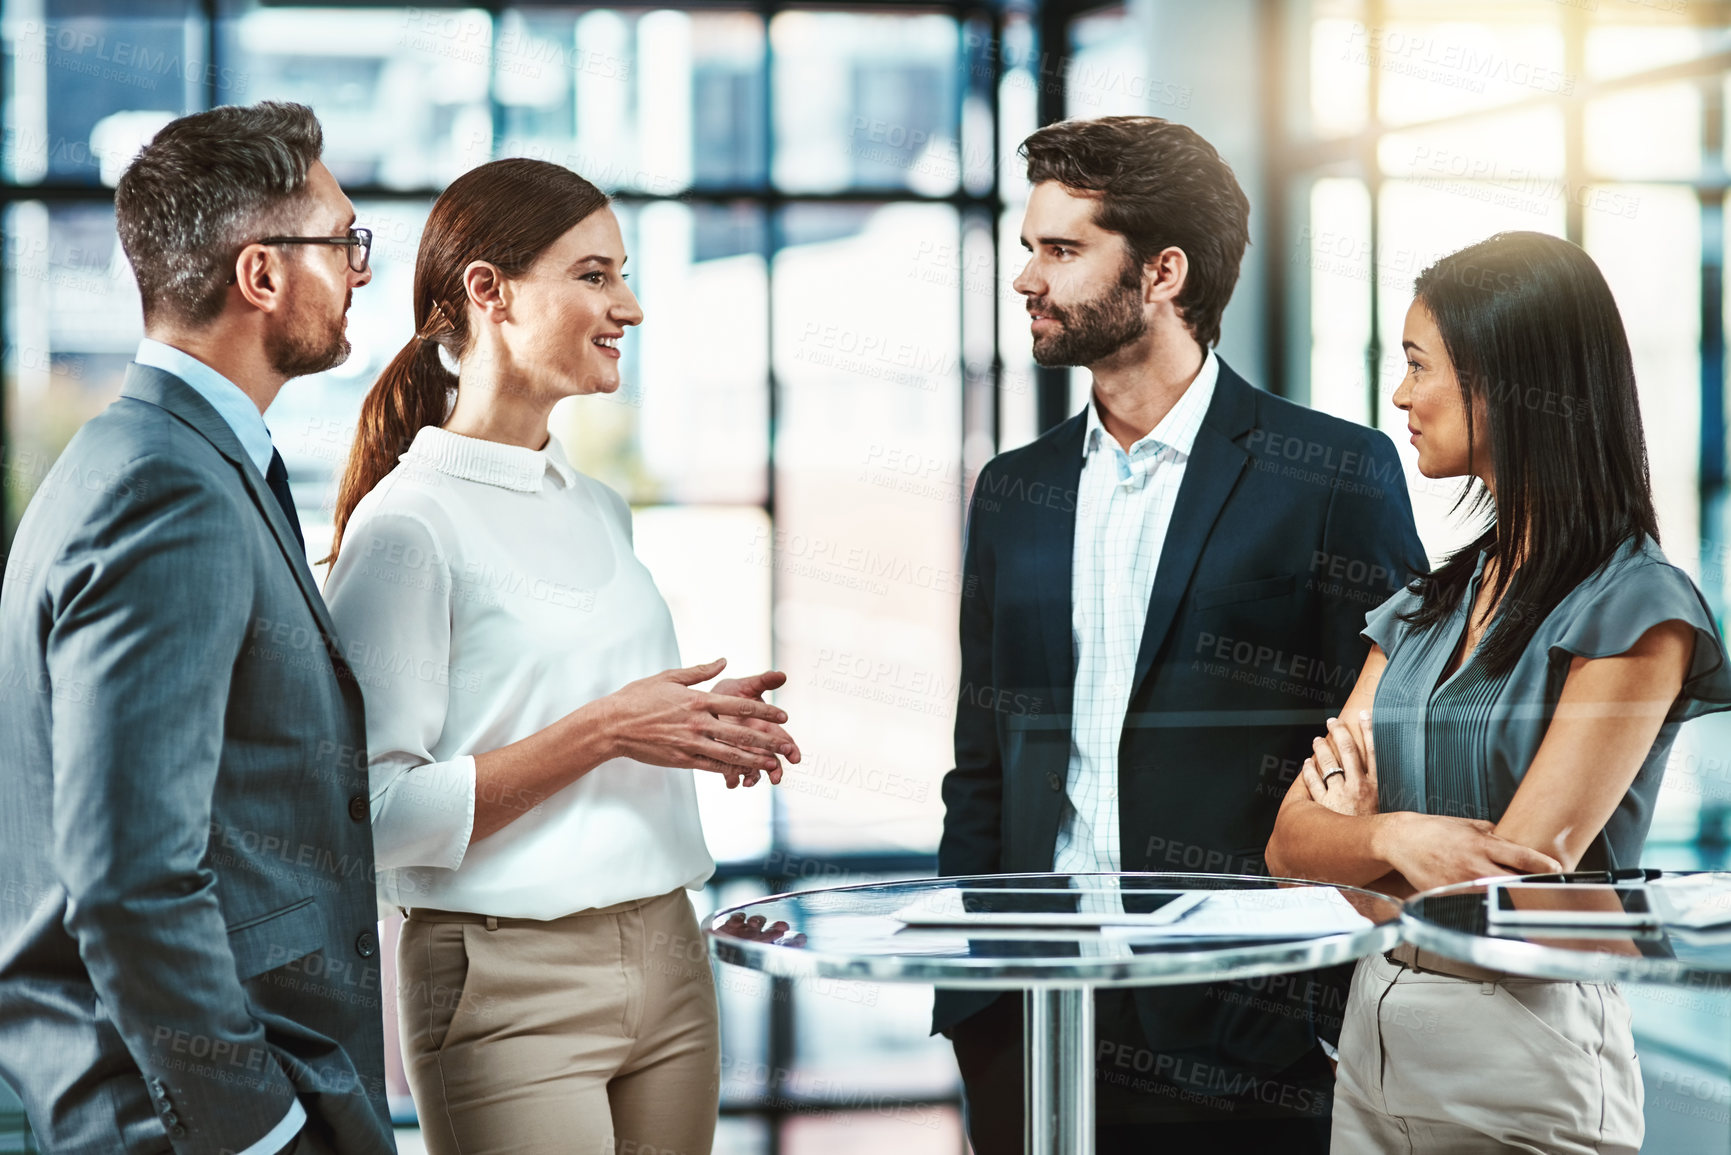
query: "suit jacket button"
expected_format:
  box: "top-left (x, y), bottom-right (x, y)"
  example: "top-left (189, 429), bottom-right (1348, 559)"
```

top-left (348, 795), bottom-right (368, 822)
top-left (170, 1124), bottom-right (187, 1138)
top-left (356, 931), bottom-right (378, 958)
top-left (1047, 772), bottom-right (1063, 791)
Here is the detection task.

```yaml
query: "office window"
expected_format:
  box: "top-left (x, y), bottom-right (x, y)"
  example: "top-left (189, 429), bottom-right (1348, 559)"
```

top-left (225, 6), bottom-right (492, 188)
top-left (771, 12), bottom-right (959, 195)
top-left (2, 0), bottom-right (204, 186)
top-left (3, 201), bottom-right (140, 528)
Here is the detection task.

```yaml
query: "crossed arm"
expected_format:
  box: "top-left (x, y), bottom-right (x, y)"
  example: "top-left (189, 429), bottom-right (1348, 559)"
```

top-left (1264, 622), bottom-right (1695, 896)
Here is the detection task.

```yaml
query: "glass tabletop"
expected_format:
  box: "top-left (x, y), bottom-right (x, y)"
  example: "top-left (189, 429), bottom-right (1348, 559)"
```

top-left (705, 872), bottom-right (1403, 989)
top-left (1403, 872), bottom-right (1731, 989)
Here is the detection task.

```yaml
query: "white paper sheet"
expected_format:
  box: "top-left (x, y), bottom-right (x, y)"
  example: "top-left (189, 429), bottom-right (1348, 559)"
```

top-left (1099, 886), bottom-right (1375, 940)
top-left (1650, 873), bottom-right (1731, 930)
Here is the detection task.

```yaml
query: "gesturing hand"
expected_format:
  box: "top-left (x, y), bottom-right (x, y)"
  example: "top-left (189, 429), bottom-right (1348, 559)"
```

top-left (713, 668), bottom-right (803, 788)
top-left (603, 658), bottom-right (798, 789)
top-left (1302, 710), bottom-right (1380, 817)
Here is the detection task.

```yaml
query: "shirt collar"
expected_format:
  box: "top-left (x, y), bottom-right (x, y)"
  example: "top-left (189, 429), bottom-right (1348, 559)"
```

top-left (1082, 346), bottom-right (1219, 461)
top-left (134, 338), bottom-right (276, 478)
top-left (404, 425), bottom-right (579, 492)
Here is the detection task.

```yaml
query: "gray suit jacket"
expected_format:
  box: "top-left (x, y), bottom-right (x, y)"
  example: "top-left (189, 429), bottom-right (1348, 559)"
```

top-left (0, 364), bottom-right (393, 1154)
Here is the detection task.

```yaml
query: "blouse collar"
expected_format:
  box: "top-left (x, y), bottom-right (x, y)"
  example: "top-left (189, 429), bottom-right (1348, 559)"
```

top-left (403, 425), bottom-right (579, 492)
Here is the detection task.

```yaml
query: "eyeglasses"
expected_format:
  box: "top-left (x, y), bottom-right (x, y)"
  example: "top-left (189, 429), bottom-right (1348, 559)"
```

top-left (254, 226), bottom-right (373, 273)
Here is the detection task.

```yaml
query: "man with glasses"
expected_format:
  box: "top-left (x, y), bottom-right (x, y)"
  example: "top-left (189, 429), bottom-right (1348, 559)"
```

top-left (0, 103), bottom-right (390, 1154)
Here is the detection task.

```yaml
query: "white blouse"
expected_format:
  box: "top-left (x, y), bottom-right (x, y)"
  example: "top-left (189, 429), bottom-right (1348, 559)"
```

top-left (323, 425), bottom-right (715, 919)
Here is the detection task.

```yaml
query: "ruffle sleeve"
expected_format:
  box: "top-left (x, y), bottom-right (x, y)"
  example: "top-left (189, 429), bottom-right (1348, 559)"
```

top-left (1546, 558), bottom-right (1731, 722)
top-left (1362, 584), bottom-right (1424, 658)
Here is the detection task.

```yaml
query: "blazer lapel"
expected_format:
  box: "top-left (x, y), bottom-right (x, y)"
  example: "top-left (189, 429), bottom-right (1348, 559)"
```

top-left (119, 363), bottom-right (347, 651)
top-left (1024, 414), bottom-right (1085, 722)
top-left (1129, 363), bottom-right (1257, 695)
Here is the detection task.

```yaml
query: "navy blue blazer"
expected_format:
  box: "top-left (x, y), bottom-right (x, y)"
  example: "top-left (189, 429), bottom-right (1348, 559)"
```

top-left (935, 359), bottom-right (1425, 1081)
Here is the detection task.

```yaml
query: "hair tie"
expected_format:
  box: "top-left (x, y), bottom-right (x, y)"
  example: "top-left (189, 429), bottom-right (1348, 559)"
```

top-left (416, 300), bottom-right (458, 343)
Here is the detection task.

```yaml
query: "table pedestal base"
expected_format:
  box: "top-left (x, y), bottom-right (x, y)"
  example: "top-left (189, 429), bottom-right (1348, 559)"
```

top-left (1024, 988), bottom-right (1095, 1155)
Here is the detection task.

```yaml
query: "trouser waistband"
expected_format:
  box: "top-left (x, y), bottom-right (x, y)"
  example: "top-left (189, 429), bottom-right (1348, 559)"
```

top-left (1385, 941), bottom-right (1539, 984)
top-left (405, 891), bottom-right (667, 928)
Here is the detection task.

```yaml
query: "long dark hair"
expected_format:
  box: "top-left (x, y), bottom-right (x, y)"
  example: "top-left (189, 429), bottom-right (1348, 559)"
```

top-left (1402, 231), bottom-right (1658, 675)
top-left (325, 158), bottom-right (610, 562)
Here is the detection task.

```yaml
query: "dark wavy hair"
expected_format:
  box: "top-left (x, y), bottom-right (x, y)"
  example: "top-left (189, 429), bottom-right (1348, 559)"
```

top-left (1019, 115), bottom-right (1250, 348)
top-left (1401, 231), bottom-right (1658, 675)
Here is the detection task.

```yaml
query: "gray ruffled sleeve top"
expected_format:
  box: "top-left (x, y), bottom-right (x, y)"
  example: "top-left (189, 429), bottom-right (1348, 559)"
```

top-left (1365, 535), bottom-right (1731, 869)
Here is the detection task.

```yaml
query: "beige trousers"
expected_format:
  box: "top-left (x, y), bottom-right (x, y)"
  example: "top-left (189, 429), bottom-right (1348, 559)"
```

top-left (1332, 953), bottom-right (1644, 1154)
top-left (398, 888), bottom-right (721, 1155)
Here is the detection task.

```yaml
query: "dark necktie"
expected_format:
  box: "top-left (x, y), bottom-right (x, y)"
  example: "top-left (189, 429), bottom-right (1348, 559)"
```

top-left (265, 448), bottom-right (306, 553)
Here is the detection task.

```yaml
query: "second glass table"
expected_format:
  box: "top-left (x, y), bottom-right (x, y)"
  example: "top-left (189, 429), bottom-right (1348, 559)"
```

top-left (1403, 872), bottom-right (1731, 990)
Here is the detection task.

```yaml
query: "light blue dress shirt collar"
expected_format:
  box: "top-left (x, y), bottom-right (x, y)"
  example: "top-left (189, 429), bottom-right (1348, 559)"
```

top-left (134, 338), bottom-right (277, 478)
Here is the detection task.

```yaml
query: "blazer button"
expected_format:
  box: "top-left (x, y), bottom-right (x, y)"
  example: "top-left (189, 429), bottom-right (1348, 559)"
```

top-left (1047, 772), bottom-right (1063, 792)
top-left (170, 1124), bottom-right (187, 1138)
top-left (356, 931), bottom-right (378, 958)
top-left (347, 795), bottom-right (368, 822)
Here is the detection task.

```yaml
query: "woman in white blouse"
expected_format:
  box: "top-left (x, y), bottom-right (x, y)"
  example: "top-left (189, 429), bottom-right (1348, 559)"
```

top-left (322, 158), bottom-right (798, 1155)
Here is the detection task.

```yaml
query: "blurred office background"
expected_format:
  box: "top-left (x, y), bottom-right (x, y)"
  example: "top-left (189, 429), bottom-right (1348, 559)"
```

top-left (3, 0), bottom-right (1731, 1151)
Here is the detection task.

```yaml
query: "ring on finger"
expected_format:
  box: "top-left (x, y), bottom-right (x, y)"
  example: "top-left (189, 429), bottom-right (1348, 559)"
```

top-left (1321, 765), bottom-right (1346, 784)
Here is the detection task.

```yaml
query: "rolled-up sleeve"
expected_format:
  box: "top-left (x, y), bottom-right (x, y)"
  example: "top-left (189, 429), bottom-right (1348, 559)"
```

top-left (324, 509), bottom-right (476, 871)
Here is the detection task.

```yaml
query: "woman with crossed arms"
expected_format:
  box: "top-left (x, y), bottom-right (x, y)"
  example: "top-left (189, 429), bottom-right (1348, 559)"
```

top-left (1266, 231), bottom-right (1731, 1154)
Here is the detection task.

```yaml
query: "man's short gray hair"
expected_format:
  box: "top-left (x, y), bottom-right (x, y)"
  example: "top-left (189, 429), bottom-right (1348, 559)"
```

top-left (115, 102), bottom-right (324, 326)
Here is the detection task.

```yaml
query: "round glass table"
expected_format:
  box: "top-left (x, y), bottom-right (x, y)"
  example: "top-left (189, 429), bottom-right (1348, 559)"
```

top-left (1403, 872), bottom-right (1731, 990)
top-left (705, 872), bottom-right (1403, 1155)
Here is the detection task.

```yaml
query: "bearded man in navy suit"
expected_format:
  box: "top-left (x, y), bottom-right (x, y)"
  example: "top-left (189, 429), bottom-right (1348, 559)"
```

top-left (936, 116), bottom-right (1426, 1155)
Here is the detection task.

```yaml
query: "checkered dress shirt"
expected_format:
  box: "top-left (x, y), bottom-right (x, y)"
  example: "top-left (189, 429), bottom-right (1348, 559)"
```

top-left (1053, 350), bottom-right (1219, 875)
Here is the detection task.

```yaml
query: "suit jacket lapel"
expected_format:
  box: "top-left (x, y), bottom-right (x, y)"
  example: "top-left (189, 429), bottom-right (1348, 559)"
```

top-left (1025, 414), bottom-right (1085, 723)
top-left (1129, 363), bottom-right (1256, 695)
top-left (119, 364), bottom-right (348, 653)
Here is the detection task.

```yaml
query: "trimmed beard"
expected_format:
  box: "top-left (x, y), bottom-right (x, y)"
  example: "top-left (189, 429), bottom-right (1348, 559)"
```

top-left (267, 289), bottom-right (352, 380)
top-left (1029, 251), bottom-right (1147, 368)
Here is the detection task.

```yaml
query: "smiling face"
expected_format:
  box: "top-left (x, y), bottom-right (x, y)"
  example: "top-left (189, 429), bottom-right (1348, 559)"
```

top-left (492, 206), bottom-right (643, 399)
top-left (1393, 298), bottom-right (1484, 482)
top-left (1012, 181), bottom-right (1150, 368)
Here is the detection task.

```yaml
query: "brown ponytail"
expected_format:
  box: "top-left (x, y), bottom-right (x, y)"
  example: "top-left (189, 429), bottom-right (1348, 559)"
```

top-left (324, 335), bottom-right (454, 563)
top-left (325, 158), bottom-right (609, 563)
